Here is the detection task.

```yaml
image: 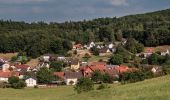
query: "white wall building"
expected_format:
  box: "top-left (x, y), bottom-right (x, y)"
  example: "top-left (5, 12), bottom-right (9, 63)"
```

top-left (25, 77), bottom-right (37, 87)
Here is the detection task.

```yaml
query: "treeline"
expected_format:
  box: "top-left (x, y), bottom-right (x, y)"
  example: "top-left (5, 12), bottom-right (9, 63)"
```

top-left (0, 30), bottom-right (72, 58)
top-left (0, 9), bottom-right (170, 57)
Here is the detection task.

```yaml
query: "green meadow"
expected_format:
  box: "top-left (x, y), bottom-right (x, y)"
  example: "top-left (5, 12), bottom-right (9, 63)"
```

top-left (0, 75), bottom-right (170, 100)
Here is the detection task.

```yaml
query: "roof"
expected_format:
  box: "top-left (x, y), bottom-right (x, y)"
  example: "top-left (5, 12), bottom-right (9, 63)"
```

top-left (99, 47), bottom-right (109, 53)
top-left (105, 69), bottom-right (118, 77)
top-left (144, 47), bottom-right (155, 53)
top-left (70, 58), bottom-right (79, 65)
top-left (0, 62), bottom-right (4, 67)
top-left (115, 65), bottom-right (129, 73)
top-left (89, 62), bottom-right (107, 72)
top-left (74, 44), bottom-right (82, 48)
top-left (160, 49), bottom-right (169, 52)
top-left (25, 76), bottom-right (37, 80)
top-left (53, 72), bottom-right (64, 79)
top-left (15, 64), bottom-right (30, 69)
top-left (0, 71), bottom-right (19, 78)
top-left (64, 71), bottom-right (83, 79)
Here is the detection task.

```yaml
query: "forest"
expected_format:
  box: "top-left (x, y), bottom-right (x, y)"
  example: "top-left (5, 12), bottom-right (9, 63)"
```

top-left (0, 9), bottom-right (170, 58)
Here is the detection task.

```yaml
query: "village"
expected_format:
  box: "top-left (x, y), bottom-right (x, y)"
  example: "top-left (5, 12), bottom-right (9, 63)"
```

top-left (0, 39), bottom-right (169, 88)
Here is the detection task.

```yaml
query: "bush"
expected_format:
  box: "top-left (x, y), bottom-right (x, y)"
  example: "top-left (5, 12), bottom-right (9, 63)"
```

top-left (8, 76), bottom-right (19, 85)
top-left (74, 78), bottom-right (94, 94)
top-left (0, 82), bottom-right (10, 88)
top-left (109, 54), bottom-right (123, 65)
top-left (12, 80), bottom-right (26, 89)
top-left (8, 76), bottom-right (26, 89)
top-left (34, 85), bottom-right (38, 88)
top-left (102, 73), bottom-right (113, 83)
top-left (91, 71), bottom-right (103, 83)
top-left (119, 71), bottom-right (145, 84)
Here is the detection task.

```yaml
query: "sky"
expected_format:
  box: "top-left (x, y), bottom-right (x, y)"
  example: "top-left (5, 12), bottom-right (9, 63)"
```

top-left (0, 0), bottom-right (170, 22)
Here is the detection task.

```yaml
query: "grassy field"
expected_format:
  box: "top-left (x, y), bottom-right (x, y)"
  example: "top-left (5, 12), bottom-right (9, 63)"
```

top-left (0, 53), bottom-right (17, 60)
top-left (0, 75), bottom-right (170, 100)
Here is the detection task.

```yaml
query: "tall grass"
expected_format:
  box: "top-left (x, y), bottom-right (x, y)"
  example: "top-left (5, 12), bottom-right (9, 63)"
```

top-left (0, 75), bottom-right (170, 100)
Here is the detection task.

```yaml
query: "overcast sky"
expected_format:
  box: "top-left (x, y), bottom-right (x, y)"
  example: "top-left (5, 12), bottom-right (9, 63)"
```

top-left (0, 0), bottom-right (170, 22)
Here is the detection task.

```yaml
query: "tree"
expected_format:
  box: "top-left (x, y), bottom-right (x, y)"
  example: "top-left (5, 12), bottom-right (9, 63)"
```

top-left (50, 61), bottom-right (63, 72)
top-left (74, 77), bottom-right (94, 94)
top-left (125, 38), bottom-right (137, 54)
top-left (98, 27), bottom-right (115, 42)
top-left (136, 43), bottom-right (144, 53)
top-left (148, 53), bottom-right (159, 65)
top-left (119, 71), bottom-right (145, 84)
top-left (115, 30), bottom-right (123, 41)
top-left (109, 54), bottom-right (123, 65)
top-left (91, 71), bottom-right (103, 83)
top-left (91, 46), bottom-right (99, 56)
top-left (36, 67), bottom-right (54, 84)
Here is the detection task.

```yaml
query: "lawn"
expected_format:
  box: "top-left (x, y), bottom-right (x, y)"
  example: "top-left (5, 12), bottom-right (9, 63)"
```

top-left (1, 75), bottom-right (170, 100)
top-left (88, 55), bottom-right (110, 62)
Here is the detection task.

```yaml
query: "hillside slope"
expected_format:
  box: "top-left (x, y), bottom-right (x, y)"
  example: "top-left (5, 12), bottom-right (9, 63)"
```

top-left (0, 75), bottom-right (170, 100)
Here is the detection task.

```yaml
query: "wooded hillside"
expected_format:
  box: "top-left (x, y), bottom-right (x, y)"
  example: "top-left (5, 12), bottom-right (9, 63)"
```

top-left (0, 9), bottom-right (170, 58)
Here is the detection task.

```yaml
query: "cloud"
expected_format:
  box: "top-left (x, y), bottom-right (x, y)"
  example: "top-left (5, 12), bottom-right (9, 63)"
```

top-left (0, 0), bottom-right (49, 4)
top-left (109, 0), bottom-right (128, 6)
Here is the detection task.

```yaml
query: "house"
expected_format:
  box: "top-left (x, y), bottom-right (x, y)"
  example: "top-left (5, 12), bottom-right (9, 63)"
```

top-left (151, 66), bottom-right (162, 74)
top-left (143, 47), bottom-right (155, 58)
top-left (160, 49), bottom-right (169, 56)
top-left (64, 71), bottom-right (83, 85)
top-left (42, 54), bottom-right (50, 62)
top-left (122, 39), bottom-right (127, 45)
top-left (37, 62), bottom-right (50, 69)
top-left (108, 43), bottom-right (114, 49)
top-left (14, 64), bottom-right (31, 79)
top-left (99, 47), bottom-right (111, 56)
top-left (25, 77), bottom-right (37, 87)
top-left (96, 45), bottom-right (102, 49)
top-left (105, 68), bottom-right (119, 78)
top-left (89, 42), bottom-right (95, 48)
top-left (0, 58), bottom-right (8, 63)
top-left (115, 65), bottom-right (130, 73)
top-left (73, 44), bottom-right (83, 50)
top-left (2, 63), bottom-right (15, 72)
top-left (15, 64), bottom-right (30, 72)
top-left (70, 58), bottom-right (80, 70)
top-left (57, 56), bottom-right (66, 61)
top-left (0, 71), bottom-right (19, 82)
top-left (81, 62), bottom-right (107, 77)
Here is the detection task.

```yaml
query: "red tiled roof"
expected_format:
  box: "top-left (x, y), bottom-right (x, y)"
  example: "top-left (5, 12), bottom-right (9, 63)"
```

top-left (144, 47), bottom-right (155, 53)
top-left (0, 71), bottom-right (19, 78)
top-left (80, 62), bottom-right (107, 72)
top-left (115, 65), bottom-right (129, 73)
top-left (105, 68), bottom-right (118, 77)
top-left (53, 72), bottom-right (64, 79)
top-left (15, 64), bottom-right (30, 69)
top-left (89, 62), bottom-right (107, 72)
top-left (90, 62), bottom-right (106, 66)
